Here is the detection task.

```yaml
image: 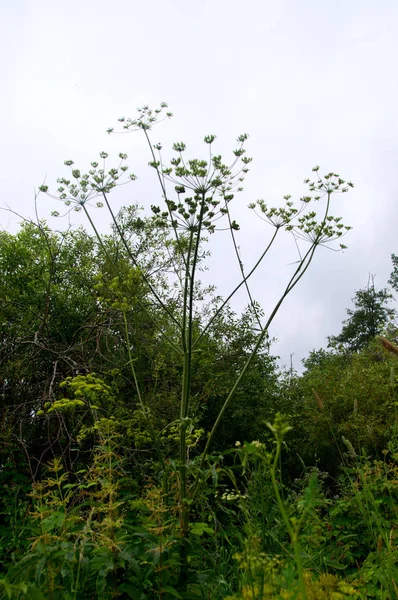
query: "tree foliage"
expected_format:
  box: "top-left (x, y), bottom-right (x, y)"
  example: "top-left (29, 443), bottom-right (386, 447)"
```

top-left (389, 253), bottom-right (398, 293)
top-left (327, 279), bottom-right (396, 352)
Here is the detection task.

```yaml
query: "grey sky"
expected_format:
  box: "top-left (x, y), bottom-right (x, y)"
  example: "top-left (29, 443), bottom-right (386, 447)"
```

top-left (1, 0), bottom-right (398, 370)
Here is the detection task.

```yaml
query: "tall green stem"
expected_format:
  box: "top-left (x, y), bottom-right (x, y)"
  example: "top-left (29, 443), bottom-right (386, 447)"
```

top-left (178, 192), bottom-right (207, 591)
top-left (178, 227), bottom-right (194, 593)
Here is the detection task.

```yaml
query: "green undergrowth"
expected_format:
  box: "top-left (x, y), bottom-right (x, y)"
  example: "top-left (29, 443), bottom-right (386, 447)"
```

top-left (1, 409), bottom-right (398, 599)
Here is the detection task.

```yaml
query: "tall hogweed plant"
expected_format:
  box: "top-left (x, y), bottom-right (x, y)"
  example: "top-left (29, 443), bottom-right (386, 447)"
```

top-left (39, 103), bottom-right (353, 592)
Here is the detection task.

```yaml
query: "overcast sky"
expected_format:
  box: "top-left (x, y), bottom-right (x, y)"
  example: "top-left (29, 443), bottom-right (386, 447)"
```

top-left (1, 0), bottom-right (398, 370)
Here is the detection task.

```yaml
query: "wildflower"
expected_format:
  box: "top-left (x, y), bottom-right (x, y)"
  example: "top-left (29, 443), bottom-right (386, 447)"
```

top-left (251, 440), bottom-right (264, 449)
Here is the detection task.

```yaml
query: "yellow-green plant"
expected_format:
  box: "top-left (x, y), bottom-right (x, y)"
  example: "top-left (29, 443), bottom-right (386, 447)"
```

top-left (4, 414), bottom-right (129, 599)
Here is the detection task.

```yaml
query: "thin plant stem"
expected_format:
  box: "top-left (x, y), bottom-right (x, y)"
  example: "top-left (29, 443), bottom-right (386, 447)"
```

top-left (225, 199), bottom-right (263, 330)
top-left (143, 128), bottom-right (188, 270)
top-left (194, 227), bottom-right (279, 348)
top-left (178, 224), bottom-right (196, 593)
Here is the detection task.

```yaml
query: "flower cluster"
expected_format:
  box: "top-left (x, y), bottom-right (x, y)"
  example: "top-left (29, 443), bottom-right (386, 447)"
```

top-left (306, 166), bottom-right (354, 195)
top-left (39, 152), bottom-right (135, 214)
top-left (106, 106), bottom-right (252, 234)
top-left (251, 440), bottom-right (265, 449)
top-left (249, 195), bottom-right (298, 228)
top-left (106, 102), bottom-right (173, 134)
top-left (249, 168), bottom-right (353, 250)
top-left (148, 134), bottom-right (252, 234)
top-left (215, 487), bottom-right (247, 502)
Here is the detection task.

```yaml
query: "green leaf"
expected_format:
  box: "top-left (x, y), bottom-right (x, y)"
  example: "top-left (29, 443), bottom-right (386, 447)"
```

top-left (189, 522), bottom-right (214, 536)
top-left (117, 583), bottom-right (142, 600)
top-left (326, 559), bottom-right (349, 570)
top-left (42, 511), bottom-right (66, 533)
top-left (162, 586), bottom-right (183, 598)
